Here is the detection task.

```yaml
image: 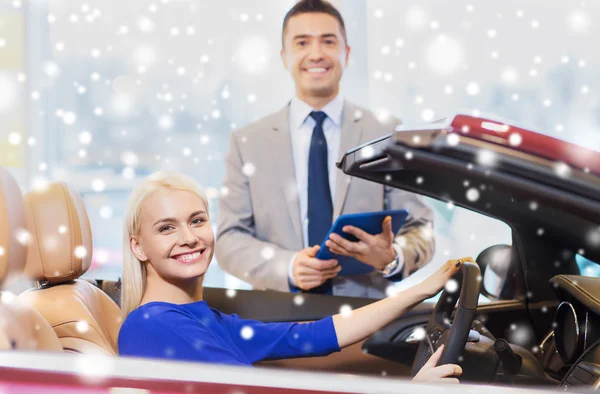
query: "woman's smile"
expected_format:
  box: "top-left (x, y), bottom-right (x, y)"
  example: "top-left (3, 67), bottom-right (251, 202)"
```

top-left (171, 248), bottom-right (207, 264)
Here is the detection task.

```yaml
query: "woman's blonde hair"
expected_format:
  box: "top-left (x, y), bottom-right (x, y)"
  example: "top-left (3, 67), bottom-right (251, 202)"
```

top-left (120, 170), bottom-right (209, 318)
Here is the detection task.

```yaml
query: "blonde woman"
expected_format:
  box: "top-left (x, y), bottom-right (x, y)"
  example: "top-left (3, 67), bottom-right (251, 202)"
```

top-left (118, 171), bottom-right (465, 383)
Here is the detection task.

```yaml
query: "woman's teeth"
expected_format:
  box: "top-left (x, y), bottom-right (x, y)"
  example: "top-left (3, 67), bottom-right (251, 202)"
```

top-left (175, 251), bottom-right (201, 262)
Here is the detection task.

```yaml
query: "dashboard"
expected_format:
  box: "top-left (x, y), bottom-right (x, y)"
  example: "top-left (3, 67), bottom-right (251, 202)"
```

top-left (547, 275), bottom-right (600, 389)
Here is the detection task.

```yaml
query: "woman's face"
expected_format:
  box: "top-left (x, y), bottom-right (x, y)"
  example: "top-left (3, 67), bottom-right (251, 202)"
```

top-left (131, 188), bottom-right (214, 282)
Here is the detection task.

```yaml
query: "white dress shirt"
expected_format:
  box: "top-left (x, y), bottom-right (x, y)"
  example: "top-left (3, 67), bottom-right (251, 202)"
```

top-left (287, 95), bottom-right (404, 287)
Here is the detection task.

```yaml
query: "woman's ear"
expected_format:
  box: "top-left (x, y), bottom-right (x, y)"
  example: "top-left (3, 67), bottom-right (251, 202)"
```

top-left (130, 237), bottom-right (148, 262)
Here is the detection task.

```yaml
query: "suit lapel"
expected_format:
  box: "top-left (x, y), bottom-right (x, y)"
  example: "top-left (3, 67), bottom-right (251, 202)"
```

top-left (271, 103), bottom-right (303, 242)
top-left (333, 101), bottom-right (363, 218)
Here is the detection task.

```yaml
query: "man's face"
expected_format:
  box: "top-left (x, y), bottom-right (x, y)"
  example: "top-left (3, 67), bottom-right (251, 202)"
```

top-left (281, 12), bottom-right (350, 101)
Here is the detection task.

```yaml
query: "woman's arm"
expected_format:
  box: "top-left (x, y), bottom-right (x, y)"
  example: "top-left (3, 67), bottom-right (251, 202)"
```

top-left (219, 257), bottom-right (468, 366)
top-left (332, 258), bottom-right (469, 348)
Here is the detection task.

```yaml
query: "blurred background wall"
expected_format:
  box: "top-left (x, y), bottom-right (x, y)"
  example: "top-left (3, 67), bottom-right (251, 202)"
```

top-left (1, 0), bottom-right (598, 293)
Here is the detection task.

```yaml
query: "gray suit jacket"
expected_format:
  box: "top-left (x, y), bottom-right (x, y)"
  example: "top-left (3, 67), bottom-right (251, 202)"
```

top-left (216, 101), bottom-right (434, 298)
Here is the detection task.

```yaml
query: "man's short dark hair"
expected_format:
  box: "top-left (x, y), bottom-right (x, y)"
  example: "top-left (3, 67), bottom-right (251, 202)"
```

top-left (282, 0), bottom-right (347, 46)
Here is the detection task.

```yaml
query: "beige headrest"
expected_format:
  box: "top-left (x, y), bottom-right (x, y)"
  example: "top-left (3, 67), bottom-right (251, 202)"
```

top-left (0, 167), bottom-right (27, 286)
top-left (24, 182), bottom-right (93, 283)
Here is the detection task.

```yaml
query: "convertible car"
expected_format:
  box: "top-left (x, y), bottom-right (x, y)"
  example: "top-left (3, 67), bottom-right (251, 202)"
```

top-left (1, 113), bottom-right (599, 393)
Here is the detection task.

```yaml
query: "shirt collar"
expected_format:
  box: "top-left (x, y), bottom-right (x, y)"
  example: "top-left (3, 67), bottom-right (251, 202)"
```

top-left (290, 94), bottom-right (344, 131)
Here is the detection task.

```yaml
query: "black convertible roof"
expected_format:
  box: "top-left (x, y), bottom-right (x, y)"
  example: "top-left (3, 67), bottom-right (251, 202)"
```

top-left (338, 115), bottom-right (600, 263)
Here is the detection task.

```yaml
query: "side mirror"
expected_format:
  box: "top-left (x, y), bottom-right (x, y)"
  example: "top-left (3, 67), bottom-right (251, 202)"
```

top-left (482, 264), bottom-right (504, 299)
top-left (476, 244), bottom-right (512, 301)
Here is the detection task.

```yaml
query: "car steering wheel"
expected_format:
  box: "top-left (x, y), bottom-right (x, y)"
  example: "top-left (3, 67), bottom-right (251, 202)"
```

top-left (411, 261), bottom-right (481, 376)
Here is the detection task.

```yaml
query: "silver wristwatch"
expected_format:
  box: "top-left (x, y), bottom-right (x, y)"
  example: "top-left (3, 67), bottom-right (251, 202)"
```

top-left (379, 251), bottom-right (400, 276)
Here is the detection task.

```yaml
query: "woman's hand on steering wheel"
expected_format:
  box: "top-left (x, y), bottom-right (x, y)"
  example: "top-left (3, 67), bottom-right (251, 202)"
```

top-left (413, 345), bottom-right (463, 384)
top-left (420, 257), bottom-right (475, 299)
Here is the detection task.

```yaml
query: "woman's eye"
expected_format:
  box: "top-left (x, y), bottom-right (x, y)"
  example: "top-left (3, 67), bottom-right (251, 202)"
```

top-left (159, 225), bottom-right (174, 233)
top-left (191, 218), bottom-right (205, 225)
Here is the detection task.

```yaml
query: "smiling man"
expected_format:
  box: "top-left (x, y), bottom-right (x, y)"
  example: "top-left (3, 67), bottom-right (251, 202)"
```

top-left (216, 0), bottom-right (435, 298)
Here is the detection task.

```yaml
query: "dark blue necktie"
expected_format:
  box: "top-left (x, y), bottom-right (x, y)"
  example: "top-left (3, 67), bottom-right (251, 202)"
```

top-left (307, 111), bottom-right (333, 295)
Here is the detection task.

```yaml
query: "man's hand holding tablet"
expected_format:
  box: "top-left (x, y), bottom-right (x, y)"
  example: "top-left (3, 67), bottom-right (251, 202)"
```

top-left (326, 214), bottom-right (397, 272)
top-left (291, 245), bottom-right (340, 291)
top-left (320, 210), bottom-right (409, 276)
top-left (290, 210), bottom-right (409, 290)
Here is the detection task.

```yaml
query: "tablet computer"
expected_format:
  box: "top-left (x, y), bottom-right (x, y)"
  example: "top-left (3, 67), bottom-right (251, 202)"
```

top-left (316, 209), bottom-right (409, 276)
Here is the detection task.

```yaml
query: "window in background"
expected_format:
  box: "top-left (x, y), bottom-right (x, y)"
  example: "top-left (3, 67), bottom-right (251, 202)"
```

top-left (8, 0), bottom-right (595, 297)
top-left (576, 254), bottom-right (600, 278)
top-left (0, 2), bottom-right (26, 182)
top-left (366, 1), bottom-right (600, 150)
top-left (22, 0), bottom-right (371, 291)
top-left (394, 201), bottom-right (512, 304)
